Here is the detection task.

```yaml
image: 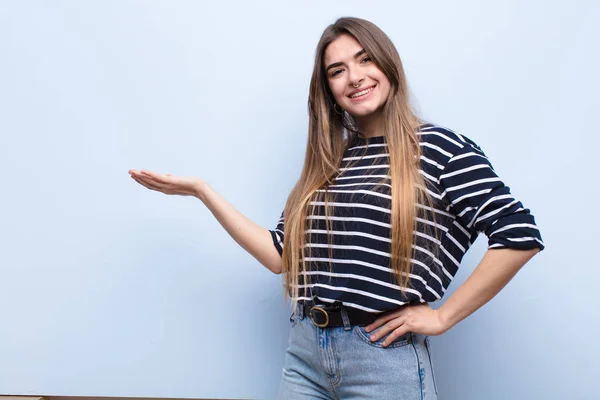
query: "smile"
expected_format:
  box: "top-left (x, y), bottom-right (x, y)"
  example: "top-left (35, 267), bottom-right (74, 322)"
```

top-left (348, 85), bottom-right (376, 100)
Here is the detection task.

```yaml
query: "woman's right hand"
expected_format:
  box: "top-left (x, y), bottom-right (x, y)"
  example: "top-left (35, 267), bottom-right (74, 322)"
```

top-left (129, 169), bottom-right (205, 197)
top-left (128, 169), bottom-right (282, 274)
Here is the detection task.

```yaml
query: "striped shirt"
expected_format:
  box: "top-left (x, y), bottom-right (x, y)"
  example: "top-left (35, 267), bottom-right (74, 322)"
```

top-left (270, 124), bottom-right (544, 313)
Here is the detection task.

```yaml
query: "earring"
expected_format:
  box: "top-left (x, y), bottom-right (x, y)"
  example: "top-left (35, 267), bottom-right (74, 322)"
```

top-left (334, 103), bottom-right (344, 115)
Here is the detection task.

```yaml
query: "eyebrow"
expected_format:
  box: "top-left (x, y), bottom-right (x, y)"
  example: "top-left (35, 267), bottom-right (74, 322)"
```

top-left (326, 49), bottom-right (367, 72)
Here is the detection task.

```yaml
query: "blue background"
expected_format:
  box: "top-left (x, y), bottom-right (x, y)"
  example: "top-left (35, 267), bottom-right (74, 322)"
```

top-left (1, 1), bottom-right (598, 399)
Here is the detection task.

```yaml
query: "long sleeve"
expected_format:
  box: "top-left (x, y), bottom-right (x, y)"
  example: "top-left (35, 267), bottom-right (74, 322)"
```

top-left (269, 211), bottom-right (285, 257)
top-left (438, 140), bottom-right (545, 251)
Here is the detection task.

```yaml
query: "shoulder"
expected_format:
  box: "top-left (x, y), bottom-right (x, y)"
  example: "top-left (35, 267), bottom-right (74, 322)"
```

top-left (417, 123), bottom-right (484, 162)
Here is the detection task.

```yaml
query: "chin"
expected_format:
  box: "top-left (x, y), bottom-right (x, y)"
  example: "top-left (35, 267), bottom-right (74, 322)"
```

top-left (344, 97), bottom-right (384, 117)
top-left (347, 106), bottom-right (380, 119)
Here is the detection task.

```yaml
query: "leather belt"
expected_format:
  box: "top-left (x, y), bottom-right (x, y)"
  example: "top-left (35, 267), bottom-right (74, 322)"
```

top-left (302, 300), bottom-right (377, 328)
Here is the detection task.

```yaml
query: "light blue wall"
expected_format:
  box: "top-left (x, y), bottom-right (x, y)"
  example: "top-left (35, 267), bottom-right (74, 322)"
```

top-left (0, 1), bottom-right (597, 399)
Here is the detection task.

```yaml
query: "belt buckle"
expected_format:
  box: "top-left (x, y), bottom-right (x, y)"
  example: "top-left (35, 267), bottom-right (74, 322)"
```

top-left (309, 306), bottom-right (329, 328)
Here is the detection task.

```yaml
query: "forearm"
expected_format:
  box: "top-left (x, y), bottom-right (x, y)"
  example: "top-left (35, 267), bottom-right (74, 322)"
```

top-left (438, 247), bottom-right (540, 332)
top-left (194, 180), bottom-right (283, 274)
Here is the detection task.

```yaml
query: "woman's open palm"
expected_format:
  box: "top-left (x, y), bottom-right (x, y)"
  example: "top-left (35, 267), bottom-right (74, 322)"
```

top-left (129, 169), bottom-right (203, 197)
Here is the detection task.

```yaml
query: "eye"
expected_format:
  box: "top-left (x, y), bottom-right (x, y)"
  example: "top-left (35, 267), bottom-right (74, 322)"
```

top-left (361, 56), bottom-right (372, 64)
top-left (330, 69), bottom-right (343, 77)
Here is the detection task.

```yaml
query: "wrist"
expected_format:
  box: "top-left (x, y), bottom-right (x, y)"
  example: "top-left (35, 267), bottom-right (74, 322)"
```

top-left (436, 306), bottom-right (454, 334)
top-left (193, 179), bottom-right (209, 201)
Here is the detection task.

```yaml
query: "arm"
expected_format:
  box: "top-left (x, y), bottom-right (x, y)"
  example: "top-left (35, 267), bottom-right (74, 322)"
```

top-left (129, 170), bottom-right (283, 274)
top-left (434, 138), bottom-right (545, 330)
top-left (195, 180), bottom-right (283, 274)
top-left (364, 137), bottom-right (544, 346)
top-left (366, 247), bottom-right (540, 346)
top-left (437, 247), bottom-right (539, 332)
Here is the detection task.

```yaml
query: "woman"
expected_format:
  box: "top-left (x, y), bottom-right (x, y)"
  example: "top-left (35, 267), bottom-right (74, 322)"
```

top-left (129, 17), bottom-right (544, 400)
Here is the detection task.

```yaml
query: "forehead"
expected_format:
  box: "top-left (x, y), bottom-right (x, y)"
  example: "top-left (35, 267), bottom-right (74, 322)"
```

top-left (324, 34), bottom-right (363, 66)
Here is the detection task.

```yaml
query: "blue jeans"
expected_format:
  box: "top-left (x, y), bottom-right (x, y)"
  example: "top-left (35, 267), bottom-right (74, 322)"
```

top-left (277, 304), bottom-right (438, 399)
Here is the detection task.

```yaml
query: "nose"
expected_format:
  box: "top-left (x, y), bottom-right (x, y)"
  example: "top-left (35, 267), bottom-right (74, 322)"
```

top-left (348, 67), bottom-right (365, 88)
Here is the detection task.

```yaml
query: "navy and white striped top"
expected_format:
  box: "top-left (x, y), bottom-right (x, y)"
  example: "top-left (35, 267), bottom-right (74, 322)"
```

top-left (270, 124), bottom-right (544, 313)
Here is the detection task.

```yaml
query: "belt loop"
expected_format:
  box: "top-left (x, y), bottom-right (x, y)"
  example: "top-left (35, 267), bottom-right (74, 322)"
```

top-left (297, 301), bottom-right (305, 320)
top-left (339, 303), bottom-right (352, 331)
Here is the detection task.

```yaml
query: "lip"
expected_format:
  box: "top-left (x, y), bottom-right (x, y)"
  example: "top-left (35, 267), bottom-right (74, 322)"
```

top-left (347, 84), bottom-right (377, 101)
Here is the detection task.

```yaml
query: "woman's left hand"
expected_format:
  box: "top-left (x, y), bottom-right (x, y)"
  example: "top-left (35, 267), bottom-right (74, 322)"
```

top-left (364, 303), bottom-right (449, 347)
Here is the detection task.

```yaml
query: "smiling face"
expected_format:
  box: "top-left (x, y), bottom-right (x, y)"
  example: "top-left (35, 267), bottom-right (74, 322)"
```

top-left (324, 34), bottom-right (391, 120)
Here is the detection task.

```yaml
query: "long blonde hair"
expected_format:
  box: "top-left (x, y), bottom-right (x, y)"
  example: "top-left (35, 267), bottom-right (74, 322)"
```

top-left (282, 17), bottom-right (436, 307)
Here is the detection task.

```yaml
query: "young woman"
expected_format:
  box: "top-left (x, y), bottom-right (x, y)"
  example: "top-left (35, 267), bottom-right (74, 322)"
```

top-left (129, 16), bottom-right (544, 400)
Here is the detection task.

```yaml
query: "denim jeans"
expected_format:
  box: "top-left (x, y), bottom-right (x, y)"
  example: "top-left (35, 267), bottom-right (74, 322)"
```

top-left (277, 303), bottom-right (438, 399)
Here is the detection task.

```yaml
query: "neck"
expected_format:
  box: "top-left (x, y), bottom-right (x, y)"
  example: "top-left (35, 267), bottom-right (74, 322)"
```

top-left (355, 110), bottom-right (385, 139)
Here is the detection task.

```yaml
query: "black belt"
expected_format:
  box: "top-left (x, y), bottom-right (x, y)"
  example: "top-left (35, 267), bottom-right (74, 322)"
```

top-left (301, 300), bottom-right (377, 328)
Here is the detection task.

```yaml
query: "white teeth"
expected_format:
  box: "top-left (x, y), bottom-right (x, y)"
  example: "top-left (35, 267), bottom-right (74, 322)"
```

top-left (350, 87), bottom-right (373, 98)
